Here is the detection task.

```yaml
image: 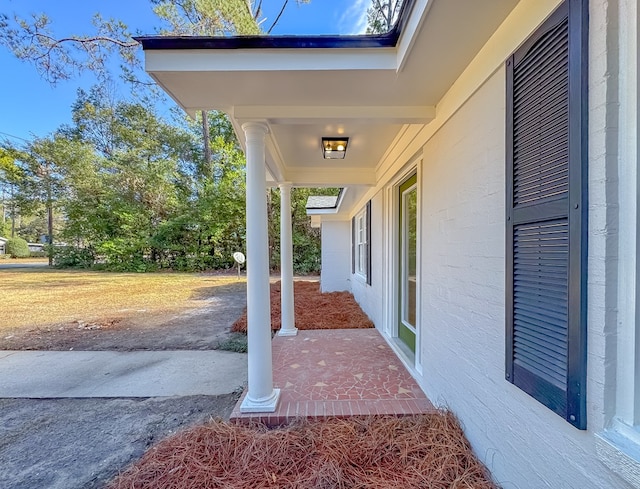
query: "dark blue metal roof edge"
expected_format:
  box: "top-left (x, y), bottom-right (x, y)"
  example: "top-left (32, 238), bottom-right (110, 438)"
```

top-left (135, 0), bottom-right (415, 50)
top-left (135, 33), bottom-right (398, 50)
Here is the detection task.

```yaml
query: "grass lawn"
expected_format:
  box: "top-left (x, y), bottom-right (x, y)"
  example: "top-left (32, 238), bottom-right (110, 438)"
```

top-left (0, 269), bottom-right (244, 331)
top-left (0, 257), bottom-right (49, 263)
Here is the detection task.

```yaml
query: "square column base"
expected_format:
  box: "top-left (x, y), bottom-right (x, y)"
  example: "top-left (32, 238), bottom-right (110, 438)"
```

top-left (239, 388), bottom-right (281, 413)
top-left (277, 328), bottom-right (298, 336)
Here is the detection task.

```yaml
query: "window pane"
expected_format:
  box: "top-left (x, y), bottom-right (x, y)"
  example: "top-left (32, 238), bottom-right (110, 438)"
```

top-left (404, 188), bottom-right (417, 327)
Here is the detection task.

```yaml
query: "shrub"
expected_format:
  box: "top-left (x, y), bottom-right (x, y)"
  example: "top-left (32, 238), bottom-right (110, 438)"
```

top-left (30, 251), bottom-right (47, 258)
top-left (52, 246), bottom-right (95, 269)
top-left (6, 237), bottom-right (30, 258)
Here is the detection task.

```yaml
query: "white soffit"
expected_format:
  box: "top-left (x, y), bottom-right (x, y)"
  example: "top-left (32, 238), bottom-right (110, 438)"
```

top-left (142, 0), bottom-right (519, 189)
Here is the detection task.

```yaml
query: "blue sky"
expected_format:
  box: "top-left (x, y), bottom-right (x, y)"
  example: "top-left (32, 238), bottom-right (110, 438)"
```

top-left (0, 0), bottom-right (370, 143)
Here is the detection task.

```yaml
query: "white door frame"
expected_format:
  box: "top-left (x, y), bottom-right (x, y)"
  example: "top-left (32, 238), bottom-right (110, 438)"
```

top-left (383, 157), bottom-right (423, 375)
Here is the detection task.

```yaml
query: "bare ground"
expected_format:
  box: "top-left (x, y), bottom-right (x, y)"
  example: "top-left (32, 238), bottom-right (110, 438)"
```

top-left (0, 278), bottom-right (247, 351)
top-left (0, 395), bottom-right (241, 489)
top-left (0, 272), bottom-right (250, 489)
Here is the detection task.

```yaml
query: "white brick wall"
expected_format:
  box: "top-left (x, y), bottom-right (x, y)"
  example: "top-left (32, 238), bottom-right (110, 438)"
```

top-left (351, 192), bottom-right (383, 328)
top-left (319, 220), bottom-right (351, 293)
top-left (414, 62), bottom-right (630, 488)
top-left (334, 0), bottom-right (637, 486)
top-left (405, 0), bottom-right (640, 481)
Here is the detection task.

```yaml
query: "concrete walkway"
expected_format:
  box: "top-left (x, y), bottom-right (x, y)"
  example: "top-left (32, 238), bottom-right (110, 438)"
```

top-left (0, 261), bottom-right (49, 269)
top-left (0, 350), bottom-right (247, 398)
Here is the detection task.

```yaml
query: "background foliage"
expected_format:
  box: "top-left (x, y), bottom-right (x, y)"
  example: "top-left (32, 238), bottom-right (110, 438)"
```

top-left (5, 237), bottom-right (30, 258)
top-left (0, 0), bottom-right (383, 273)
top-left (1, 91), bottom-right (337, 273)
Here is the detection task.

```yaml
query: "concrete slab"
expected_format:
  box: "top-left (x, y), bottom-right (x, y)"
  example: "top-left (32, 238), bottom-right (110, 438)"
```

top-left (0, 350), bottom-right (247, 398)
top-left (0, 262), bottom-right (49, 269)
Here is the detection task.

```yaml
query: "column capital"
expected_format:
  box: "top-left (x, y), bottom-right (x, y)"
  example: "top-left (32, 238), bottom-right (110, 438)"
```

top-left (241, 121), bottom-right (269, 137)
top-left (278, 181), bottom-right (293, 190)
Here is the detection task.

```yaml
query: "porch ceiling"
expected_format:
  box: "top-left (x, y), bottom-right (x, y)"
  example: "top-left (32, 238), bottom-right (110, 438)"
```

top-left (140, 0), bottom-right (519, 212)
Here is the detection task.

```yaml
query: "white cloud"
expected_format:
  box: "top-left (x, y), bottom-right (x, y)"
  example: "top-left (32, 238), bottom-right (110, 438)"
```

top-left (338, 0), bottom-right (369, 35)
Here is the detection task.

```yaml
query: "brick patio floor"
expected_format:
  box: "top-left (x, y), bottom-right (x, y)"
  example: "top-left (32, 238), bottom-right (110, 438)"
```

top-left (230, 329), bottom-right (434, 426)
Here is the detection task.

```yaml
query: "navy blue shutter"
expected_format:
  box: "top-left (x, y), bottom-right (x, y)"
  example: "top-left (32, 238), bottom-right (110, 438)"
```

top-left (366, 200), bottom-right (372, 286)
top-left (505, 0), bottom-right (587, 429)
top-left (351, 216), bottom-right (355, 274)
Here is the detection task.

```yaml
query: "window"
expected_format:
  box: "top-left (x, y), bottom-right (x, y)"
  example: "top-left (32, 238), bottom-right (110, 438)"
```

top-left (505, 0), bottom-right (587, 429)
top-left (594, 0), bottom-right (640, 481)
top-left (352, 200), bottom-right (372, 285)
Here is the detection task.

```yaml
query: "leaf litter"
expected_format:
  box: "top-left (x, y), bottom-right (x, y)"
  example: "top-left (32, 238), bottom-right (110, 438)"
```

top-left (232, 281), bottom-right (374, 333)
top-left (108, 412), bottom-right (497, 489)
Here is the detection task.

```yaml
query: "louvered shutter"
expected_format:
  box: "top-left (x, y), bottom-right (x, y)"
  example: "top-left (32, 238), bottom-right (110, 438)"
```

top-left (505, 0), bottom-right (587, 429)
top-left (366, 200), bottom-right (372, 286)
top-left (351, 216), bottom-right (355, 274)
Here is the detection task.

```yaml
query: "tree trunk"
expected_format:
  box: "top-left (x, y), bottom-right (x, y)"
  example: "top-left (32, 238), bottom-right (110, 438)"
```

top-left (267, 188), bottom-right (278, 271)
top-left (47, 188), bottom-right (53, 267)
top-left (10, 186), bottom-right (15, 238)
top-left (1, 185), bottom-right (5, 234)
top-left (201, 110), bottom-right (212, 177)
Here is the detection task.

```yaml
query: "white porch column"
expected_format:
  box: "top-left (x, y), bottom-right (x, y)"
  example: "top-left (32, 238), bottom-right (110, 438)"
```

top-left (240, 122), bottom-right (280, 413)
top-left (278, 182), bottom-right (297, 336)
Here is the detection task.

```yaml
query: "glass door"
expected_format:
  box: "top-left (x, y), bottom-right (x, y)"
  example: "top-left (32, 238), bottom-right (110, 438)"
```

top-left (398, 174), bottom-right (417, 354)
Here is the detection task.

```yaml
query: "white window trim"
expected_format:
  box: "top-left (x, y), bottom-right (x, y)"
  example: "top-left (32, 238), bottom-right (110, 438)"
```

top-left (597, 1), bottom-right (640, 486)
top-left (400, 181), bottom-right (417, 335)
top-left (381, 161), bottom-right (423, 377)
top-left (354, 208), bottom-right (367, 279)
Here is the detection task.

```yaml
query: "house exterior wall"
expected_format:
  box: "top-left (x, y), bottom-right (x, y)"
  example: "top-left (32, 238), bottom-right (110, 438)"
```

top-left (416, 66), bottom-right (629, 489)
top-left (319, 220), bottom-right (351, 293)
top-left (345, 0), bottom-right (636, 487)
top-left (350, 192), bottom-right (384, 327)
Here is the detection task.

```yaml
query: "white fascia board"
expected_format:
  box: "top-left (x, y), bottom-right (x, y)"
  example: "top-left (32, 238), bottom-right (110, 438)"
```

top-left (145, 48), bottom-right (397, 73)
top-left (233, 106), bottom-right (435, 124)
top-left (396, 0), bottom-right (433, 72)
top-left (286, 168), bottom-right (376, 187)
top-left (306, 208), bottom-right (339, 215)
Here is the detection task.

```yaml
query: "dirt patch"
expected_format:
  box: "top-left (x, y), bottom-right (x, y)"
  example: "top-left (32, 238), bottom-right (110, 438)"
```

top-left (0, 281), bottom-right (247, 351)
top-left (108, 412), bottom-right (496, 489)
top-left (0, 269), bottom-right (244, 332)
top-left (0, 394), bottom-right (240, 489)
top-left (232, 281), bottom-right (374, 333)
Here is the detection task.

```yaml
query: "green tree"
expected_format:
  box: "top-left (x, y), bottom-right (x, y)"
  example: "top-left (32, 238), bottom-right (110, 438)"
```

top-left (1, 1), bottom-right (362, 273)
top-left (6, 135), bottom-right (95, 264)
top-left (0, 1), bottom-right (310, 86)
top-left (366, 0), bottom-right (403, 34)
top-left (0, 12), bottom-right (138, 85)
top-left (59, 91), bottom-right (196, 270)
top-left (151, 0), bottom-right (309, 172)
top-left (0, 148), bottom-right (22, 237)
top-left (5, 237), bottom-right (30, 258)
top-left (267, 187), bottom-right (339, 274)
top-left (150, 110), bottom-right (247, 270)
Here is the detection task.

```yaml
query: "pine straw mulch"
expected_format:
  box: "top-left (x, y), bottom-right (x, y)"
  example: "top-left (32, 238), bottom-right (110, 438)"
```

top-left (108, 412), bottom-right (497, 489)
top-left (231, 281), bottom-right (374, 333)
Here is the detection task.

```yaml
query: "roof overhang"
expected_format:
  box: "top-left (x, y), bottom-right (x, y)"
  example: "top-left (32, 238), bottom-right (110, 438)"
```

top-left (137, 0), bottom-right (519, 212)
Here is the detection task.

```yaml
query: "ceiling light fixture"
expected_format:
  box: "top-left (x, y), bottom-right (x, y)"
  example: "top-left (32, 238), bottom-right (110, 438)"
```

top-left (321, 137), bottom-right (349, 159)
